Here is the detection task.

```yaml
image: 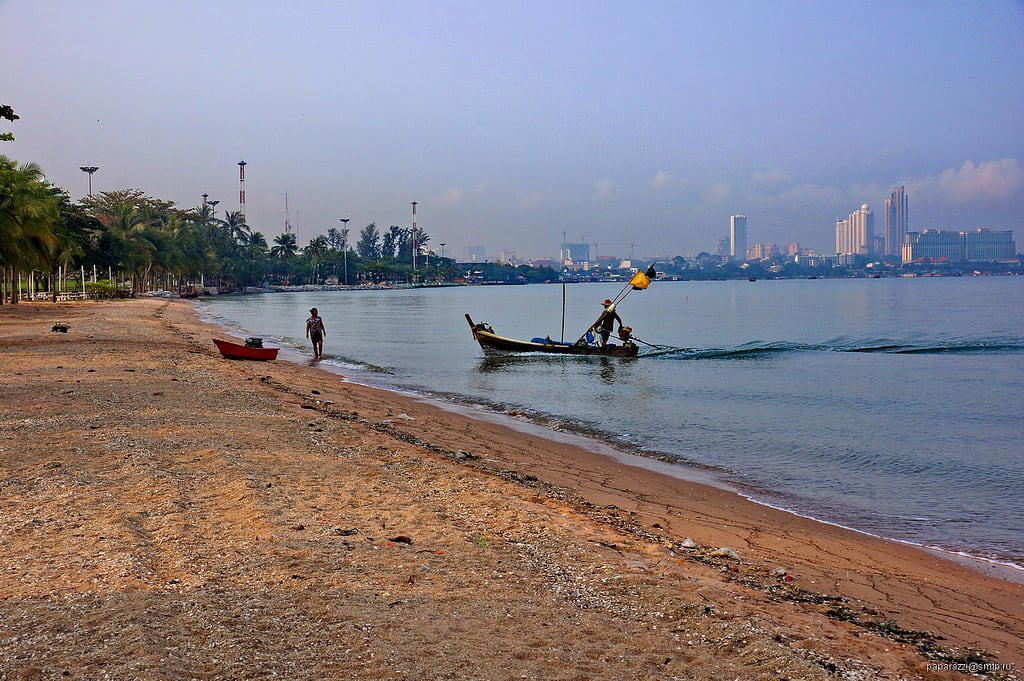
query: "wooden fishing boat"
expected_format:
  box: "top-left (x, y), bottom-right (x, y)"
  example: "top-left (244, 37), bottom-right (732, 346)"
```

top-left (465, 314), bottom-right (638, 357)
top-left (213, 338), bottom-right (279, 361)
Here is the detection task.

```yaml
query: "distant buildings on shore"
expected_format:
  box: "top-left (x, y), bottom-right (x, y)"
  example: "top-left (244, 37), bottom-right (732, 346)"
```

top-left (902, 229), bottom-right (1016, 264)
top-left (559, 242), bottom-right (591, 262)
top-left (884, 186), bottom-right (908, 257)
top-left (835, 204), bottom-right (875, 256)
top-left (729, 215), bottom-right (747, 262)
top-left (463, 183), bottom-right (1015, 270)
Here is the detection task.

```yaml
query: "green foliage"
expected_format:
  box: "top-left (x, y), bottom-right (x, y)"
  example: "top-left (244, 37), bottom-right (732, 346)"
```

top-left (85, 279), bottom-right (118, 294)
top-left (356, 223), bottom-right (380, 259)
top-left (0, 105), bottom-right (17, 142)
top-left (0, 154), bottom-right (558, 295)
top-left (0, 155), bottom-right (61, 269)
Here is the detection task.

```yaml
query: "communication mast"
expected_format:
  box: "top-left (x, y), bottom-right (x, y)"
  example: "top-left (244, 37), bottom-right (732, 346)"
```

top-left (411, 201), bottom-right (418, 270)
top-left (237, 160), bottom-right (247, 223)
top-left (284, 192), bottom-right (293, 234)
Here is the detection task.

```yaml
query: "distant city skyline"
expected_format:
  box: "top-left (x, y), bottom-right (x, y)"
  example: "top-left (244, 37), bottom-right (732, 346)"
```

top-left (3, 1), bottom-right (1023, 257)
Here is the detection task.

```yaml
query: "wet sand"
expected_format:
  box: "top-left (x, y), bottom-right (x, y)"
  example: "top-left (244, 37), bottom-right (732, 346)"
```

top-left (1, 298), bottom-right (1021, 680)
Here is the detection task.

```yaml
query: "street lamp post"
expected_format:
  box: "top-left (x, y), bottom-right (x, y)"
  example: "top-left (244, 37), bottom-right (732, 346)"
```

top-left (208, 199), bottom-right (220, 220)
top-left (339, 218), bottom-right (351, 286)
top-left (79, 166), bottom-right (99, 196)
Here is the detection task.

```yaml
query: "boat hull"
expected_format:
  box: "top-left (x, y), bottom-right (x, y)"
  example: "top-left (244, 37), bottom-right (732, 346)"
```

top-left (465, 315), bottom-right (638, 357)
top-left (213, 338), bottom-right (279, 361)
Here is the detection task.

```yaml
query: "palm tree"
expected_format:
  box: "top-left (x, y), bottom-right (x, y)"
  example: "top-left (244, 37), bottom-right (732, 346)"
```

top-left (271, 232), bottom-right (298, 259)
top-left (0, 156), bottom-right (61, 303)
top-left (249, 232), bottom-right (268, 251)
top-left (305, 236), bottom-right (328, 283)
top-left (222, 210), bottom-right (249, 242)
top-left (305, 236), bottom-right (328, 259)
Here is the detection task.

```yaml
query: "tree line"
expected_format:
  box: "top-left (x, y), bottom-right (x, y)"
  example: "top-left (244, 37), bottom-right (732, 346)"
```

top-left (0, 154), bottom-right (481, 304)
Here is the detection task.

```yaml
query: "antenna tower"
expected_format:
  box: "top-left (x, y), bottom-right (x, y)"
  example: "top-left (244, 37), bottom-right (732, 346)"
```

top-left (237, 160), bottom-right (247, 223)
top-left (411, 201), bottom-right (418, 270)
top-left (284, 192), bottom-right (293, 235)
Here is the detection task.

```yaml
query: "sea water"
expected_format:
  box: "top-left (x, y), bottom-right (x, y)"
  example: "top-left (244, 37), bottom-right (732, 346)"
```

top-left (199, 277), bottom-right (1024, 568)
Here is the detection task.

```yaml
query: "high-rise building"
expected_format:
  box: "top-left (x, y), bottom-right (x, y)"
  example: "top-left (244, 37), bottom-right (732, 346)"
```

top-left (835, 204), bottom-right (874, 255)
top-left (902, 229), bottom-right (1017, 264)
top-left (747, 243), bottom-right (779, 260)
top-left (783, 243), bottom-right (801, 256)
top-left (716, 236), bottom-right (731, 257)
top-left (963, 229), bottom-right (1016, 262)
top-left (464, 245), bottom-right (486, 262)
top-left (560, 242), bottom-right (591, 262)
top-left (883, 186), bottom-right (908, 256)
top-left (729, 215), bottom-right (747, 261)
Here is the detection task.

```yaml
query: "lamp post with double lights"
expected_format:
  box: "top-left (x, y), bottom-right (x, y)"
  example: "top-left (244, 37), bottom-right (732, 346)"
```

top-left (79, 166), bottom-right (99, 196)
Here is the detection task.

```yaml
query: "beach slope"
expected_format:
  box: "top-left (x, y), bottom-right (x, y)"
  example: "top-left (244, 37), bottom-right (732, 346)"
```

top-left (0, 298), bottom-right (1020, 680)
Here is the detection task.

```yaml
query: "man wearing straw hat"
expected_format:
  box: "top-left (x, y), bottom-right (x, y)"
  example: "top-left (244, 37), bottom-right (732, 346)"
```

top-left (596, 299), bottom-right (623, 349)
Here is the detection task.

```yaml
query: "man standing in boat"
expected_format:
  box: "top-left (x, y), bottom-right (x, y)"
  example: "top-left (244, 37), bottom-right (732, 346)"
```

top-left (597, 299), bottom-right (623, 349)
top-left (306, 307), bottom-right (327, 359)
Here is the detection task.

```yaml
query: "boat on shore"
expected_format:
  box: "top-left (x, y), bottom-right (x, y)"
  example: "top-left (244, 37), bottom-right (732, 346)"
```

top-left (465, 314), bottom-right (639, 357)
top-left (213, 338), bottom-right (279, 361)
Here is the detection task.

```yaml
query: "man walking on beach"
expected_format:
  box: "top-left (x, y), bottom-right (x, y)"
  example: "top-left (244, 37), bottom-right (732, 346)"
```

top-left (306, 307), bottom-right (326, 359)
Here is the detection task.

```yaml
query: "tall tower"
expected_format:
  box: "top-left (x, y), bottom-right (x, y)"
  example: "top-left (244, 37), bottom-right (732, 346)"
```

top-left (411, 201), bottom-right (418, 270)
top-left (237, 160), bottom-right (247, 223)
top-left (729, 215), bottom-right (747, 261)
top-left (284, 192), bottom-right (293, 235)
top-left (883, 186), bottom-right (908, 256)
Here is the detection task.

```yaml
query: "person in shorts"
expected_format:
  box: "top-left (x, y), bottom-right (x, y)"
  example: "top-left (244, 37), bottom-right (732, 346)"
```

top-left (597, 299), bottom-right (623, 349)
top-left (306, 307), bottom-right (327, 359)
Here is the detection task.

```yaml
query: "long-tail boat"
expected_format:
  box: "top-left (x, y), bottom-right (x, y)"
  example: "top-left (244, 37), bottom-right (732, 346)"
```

top-left (465, 314), bottom-right (639, 357)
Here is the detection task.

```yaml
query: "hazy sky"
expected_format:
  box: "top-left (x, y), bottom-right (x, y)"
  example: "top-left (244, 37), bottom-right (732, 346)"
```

top-left (3, 0), bottom-right (1023, 258)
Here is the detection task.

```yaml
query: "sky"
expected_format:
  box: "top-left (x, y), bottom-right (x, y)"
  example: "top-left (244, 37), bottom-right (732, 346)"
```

top-left (3, 0), bottom-right (1023, 258)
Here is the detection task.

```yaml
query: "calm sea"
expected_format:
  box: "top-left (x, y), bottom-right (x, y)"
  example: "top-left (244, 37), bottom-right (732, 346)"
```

top-left (199, 277), bottom-right (1024, 569)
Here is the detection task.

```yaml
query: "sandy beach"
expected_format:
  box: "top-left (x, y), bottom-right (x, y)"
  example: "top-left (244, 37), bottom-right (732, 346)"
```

top-left (1, 298), bottom-right (1021, 680)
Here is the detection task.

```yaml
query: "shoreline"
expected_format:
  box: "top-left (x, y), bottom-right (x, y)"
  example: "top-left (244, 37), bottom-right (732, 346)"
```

top-left (3, 298), bottom-right (1022, 679)
top-left (196, 298), bottom-right (1024, 579)
top-left (185, 299), bottom-right (1024, 659)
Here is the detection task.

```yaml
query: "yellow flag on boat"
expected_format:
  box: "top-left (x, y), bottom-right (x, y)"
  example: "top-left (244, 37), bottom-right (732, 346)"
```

top-left (629, 264), bottom-right (657, 290)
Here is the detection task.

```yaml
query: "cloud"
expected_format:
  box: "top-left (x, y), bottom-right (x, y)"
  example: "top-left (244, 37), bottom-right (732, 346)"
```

top-left (516, 189), bottom-right (545, 209)
top-left (594, 178), bottom-right (614, 198)
top-left (751, 169), bottom-right (792, 189)
top-left (932, 159), bottom-right (1024, 202)
top-left (649, 171), bottom-right (672, 188)
top-left (775, 182), bottom-right (842, 204)
top-left (702, 182), bottom-right (730, 203)
top-left (433, 188), bottom-right (465, 205)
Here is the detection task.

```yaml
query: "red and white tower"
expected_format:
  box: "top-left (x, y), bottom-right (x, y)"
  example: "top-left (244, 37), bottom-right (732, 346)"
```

top-left (411, 200), bottom-right (418, 270)
top-left (237, 160), bottom-right (247, 223)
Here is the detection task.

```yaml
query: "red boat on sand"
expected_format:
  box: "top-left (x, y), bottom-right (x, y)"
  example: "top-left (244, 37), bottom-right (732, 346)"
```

top-left (213, 338), bottom-right (279, 361)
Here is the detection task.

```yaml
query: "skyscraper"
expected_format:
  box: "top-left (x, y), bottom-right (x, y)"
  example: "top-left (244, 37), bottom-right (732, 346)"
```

top-left (883, 186), bottom-right (908, 256)
top-left (729, 215), bottom-right (747, 261)
top-left (835, 204), bottom-right (874, 255)
top-left (716, 236), bottom-right (731, 257)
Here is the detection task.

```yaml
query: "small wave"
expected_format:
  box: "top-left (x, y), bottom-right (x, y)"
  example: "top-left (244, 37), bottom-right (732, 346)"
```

top-left (643, 336), bottom-right (1024, 359)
